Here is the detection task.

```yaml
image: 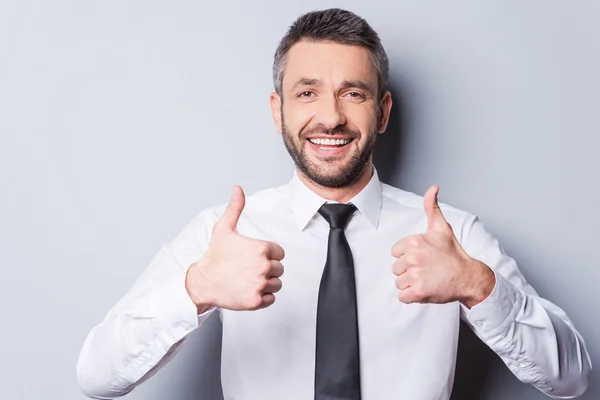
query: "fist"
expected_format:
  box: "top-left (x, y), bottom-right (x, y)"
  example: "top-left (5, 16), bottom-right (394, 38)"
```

top-left (391, 185), bottom-right (492, 306)
top-left (186, 186), bottom-right (285, 312)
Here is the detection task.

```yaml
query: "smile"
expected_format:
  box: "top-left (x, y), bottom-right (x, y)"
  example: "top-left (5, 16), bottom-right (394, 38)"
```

top-left (305, 137), bottom-right (354, 157)
top-left (307, 138), bottom-right (353, 147)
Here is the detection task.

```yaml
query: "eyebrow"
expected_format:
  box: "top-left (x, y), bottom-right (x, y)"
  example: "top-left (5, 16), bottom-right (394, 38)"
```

top-left (290, 78), bottom-right (321, 91)
top-left (290, 78), bottom-right (375, 95)
top-left (339, 80), bottom-right (374, 95)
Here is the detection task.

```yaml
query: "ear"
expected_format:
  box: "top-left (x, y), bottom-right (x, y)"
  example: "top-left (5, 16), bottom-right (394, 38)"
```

top-left (377, 91), bottom-right (393, 134)
top-left (270, 92), bottom-right (283, 134)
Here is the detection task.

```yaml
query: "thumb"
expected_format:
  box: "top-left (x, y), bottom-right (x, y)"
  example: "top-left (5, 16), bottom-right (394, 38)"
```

top-left (424, 185), bottom-right (448, 232)
top-left (219, 185), bottom-right (245, 231)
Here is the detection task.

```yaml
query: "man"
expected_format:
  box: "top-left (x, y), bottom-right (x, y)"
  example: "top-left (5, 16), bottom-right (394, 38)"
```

top-left (77, 8), bottom-right (591, 400)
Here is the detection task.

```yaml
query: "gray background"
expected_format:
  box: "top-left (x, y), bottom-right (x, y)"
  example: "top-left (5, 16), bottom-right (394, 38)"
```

top-left (1, 1), bottom-right (598, 399)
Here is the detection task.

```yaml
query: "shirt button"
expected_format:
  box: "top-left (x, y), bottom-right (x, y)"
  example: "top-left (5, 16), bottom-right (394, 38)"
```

top-left (475, 321), bottom-right (483, 328)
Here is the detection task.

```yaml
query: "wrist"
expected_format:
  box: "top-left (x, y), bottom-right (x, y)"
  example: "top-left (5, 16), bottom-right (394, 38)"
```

top-left (461, 259), bottom-right (496, 309)
top-left (185, 260), bottom-right (215, 314)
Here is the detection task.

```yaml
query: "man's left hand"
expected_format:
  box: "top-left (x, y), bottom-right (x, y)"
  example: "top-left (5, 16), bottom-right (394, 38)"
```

top-left (391, 185), bottom-right (495, 308)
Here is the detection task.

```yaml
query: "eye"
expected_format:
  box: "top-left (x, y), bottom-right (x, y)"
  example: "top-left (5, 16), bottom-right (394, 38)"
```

top-left (297, 91), bottom-right (315, 99)
top-left (345, 91), bottom-right (366, 100)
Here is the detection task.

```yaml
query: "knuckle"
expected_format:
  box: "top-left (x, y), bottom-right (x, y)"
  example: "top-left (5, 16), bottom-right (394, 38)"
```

top-left (260, 260), bottom-right (272, 275)
top-left (409, 237), bottom-right (421, 248)
top-left (411, 284), bottom-right (425, 299)
top-left (253, 259), bottom-right (269, 275)
top-left (410, 253), bottom-right (423, 265)
top-left (257, 242), bottom-right (270, 256)
top-left (248, 295), bottom-right (263, 310)
top-left (256, 278), bottom-right (268, 292)
top-left (411, 268), bottom-right (421, 280)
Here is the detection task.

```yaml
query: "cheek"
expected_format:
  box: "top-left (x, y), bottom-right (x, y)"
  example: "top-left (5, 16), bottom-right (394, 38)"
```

top-left (284, 103), bottom-right (316, 132)
top-left (346, 105), bottom-right (378, 135)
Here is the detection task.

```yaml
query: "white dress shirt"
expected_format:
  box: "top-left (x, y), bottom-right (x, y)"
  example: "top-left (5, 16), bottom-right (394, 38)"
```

top-left (77, 167), bottom-right (591, 400)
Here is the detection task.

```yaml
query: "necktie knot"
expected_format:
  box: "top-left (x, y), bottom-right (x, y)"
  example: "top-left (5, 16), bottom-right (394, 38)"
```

top-left (318, 203), bottom-right (357, 230)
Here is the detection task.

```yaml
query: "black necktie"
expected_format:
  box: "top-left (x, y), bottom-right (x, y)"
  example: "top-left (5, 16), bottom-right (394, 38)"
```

top-left (315, 203), bottom-right (361, 400)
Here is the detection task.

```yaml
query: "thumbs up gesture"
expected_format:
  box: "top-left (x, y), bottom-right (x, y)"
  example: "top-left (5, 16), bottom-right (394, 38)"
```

top-left (186, 186), bottom-right (285, 312)
top-left (391, 186), bottom-right (495, 307)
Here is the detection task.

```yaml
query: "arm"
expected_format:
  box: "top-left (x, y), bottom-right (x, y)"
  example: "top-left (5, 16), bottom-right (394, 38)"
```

top-left (76, 186), bottom-right (285, 399)
top-left (76, 211), bottom-right (217, 399)
top-left (459, 214), bottom-right (592, 398)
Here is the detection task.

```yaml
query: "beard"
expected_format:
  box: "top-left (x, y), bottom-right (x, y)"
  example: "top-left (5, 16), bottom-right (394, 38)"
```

top-left (281, 112), bottom-right (379, 188)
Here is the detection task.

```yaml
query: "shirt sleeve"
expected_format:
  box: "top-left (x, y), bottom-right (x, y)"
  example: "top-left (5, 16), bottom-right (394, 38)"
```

top-left (458, 213), bottom-right (592, 398)
top-left (76, 210), bottom-right (218, 399)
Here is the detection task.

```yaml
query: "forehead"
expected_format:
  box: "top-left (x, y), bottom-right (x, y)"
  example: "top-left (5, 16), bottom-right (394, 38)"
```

top-left (282, 40), bottom-right (377, 90)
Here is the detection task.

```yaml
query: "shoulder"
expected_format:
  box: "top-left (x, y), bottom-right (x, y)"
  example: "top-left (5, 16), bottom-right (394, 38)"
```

top-left (171, 183), bottom-right (289, 246)
top-left (380, 182), bottom-right (474, 231)
top-left (195, 183), bottom-right (290, 227)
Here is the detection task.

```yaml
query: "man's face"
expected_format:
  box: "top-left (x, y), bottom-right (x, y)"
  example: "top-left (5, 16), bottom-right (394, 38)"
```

top-left (271, 40), bottom-right (391, 188)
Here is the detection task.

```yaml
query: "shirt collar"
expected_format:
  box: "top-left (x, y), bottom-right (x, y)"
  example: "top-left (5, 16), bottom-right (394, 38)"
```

top-left (289, 165), bottom-right (383, 231)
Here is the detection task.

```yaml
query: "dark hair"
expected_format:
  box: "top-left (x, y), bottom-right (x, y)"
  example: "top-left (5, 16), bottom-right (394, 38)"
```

top-left (273, 8), bottom-right (389, 99)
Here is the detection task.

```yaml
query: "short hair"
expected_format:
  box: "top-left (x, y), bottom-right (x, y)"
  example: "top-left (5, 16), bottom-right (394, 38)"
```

top-left (273, 8), bottom-right (389, 99)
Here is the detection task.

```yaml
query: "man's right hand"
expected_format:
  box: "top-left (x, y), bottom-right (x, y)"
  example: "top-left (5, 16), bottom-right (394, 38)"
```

top-left (185, 185), bottom-right (285, 313)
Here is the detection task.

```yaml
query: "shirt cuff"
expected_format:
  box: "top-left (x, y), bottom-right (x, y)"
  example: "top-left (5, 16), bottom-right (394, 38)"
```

top-left (462, 269), bottom-right (524, 339)
top-left (149, 269), bottom-right (217, 342)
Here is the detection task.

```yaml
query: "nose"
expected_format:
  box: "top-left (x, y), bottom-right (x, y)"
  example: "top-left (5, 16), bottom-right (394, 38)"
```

top-left (315, 95), bottom-right (346, 130)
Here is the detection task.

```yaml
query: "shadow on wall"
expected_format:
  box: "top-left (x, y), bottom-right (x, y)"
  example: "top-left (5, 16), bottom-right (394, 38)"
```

top-left (372, 81), bottom-right (504, 400)
top-left (372, 80), bottom-right (407, 185)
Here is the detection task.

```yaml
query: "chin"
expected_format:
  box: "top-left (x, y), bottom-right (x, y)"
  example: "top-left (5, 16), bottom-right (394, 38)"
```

top-left (303, 162), bottom-right (362, 188)
top-left (308, 160), bottom-right (347, 177)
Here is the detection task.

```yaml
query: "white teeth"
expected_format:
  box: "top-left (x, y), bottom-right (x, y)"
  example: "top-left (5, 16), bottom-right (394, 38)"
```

top-left (308, 138), bottom-right (351, 146)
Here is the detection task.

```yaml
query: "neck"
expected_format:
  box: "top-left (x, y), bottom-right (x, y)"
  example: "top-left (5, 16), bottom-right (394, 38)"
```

top-left (296, 161), bottom-right (374, 204)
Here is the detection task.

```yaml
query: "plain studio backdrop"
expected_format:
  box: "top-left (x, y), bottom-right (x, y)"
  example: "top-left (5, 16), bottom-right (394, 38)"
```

top-left (1, 1), bottom-right (598, 399)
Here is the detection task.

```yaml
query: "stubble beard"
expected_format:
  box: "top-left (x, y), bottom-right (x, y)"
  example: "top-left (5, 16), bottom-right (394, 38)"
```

top-left (280, 112), bottom-right (379, 188)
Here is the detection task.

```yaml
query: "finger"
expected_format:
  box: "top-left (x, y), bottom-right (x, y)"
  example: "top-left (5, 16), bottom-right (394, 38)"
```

top-left (263, 277), bottom-right (283, 294)
top-left (259, 293), bottom-right (276, 309)
top-left (219, 185), bottom-right (246, 231)
top-left (397, 287), bottom-right (417, 304)
top-left (391, 237), bottom-right (408, 258)
top-left (395, 273), bottom-right (411, 290)
top-left (391, 235), bottom-right (424, 258)
top-left (391, 257), bottom-right (409, 276)
top-left (424, 185), bottom-right (449, 232)
top-left (267, 242), bottom-right (285, 261)
top-left (268, 260), bottom-right (284, 278)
